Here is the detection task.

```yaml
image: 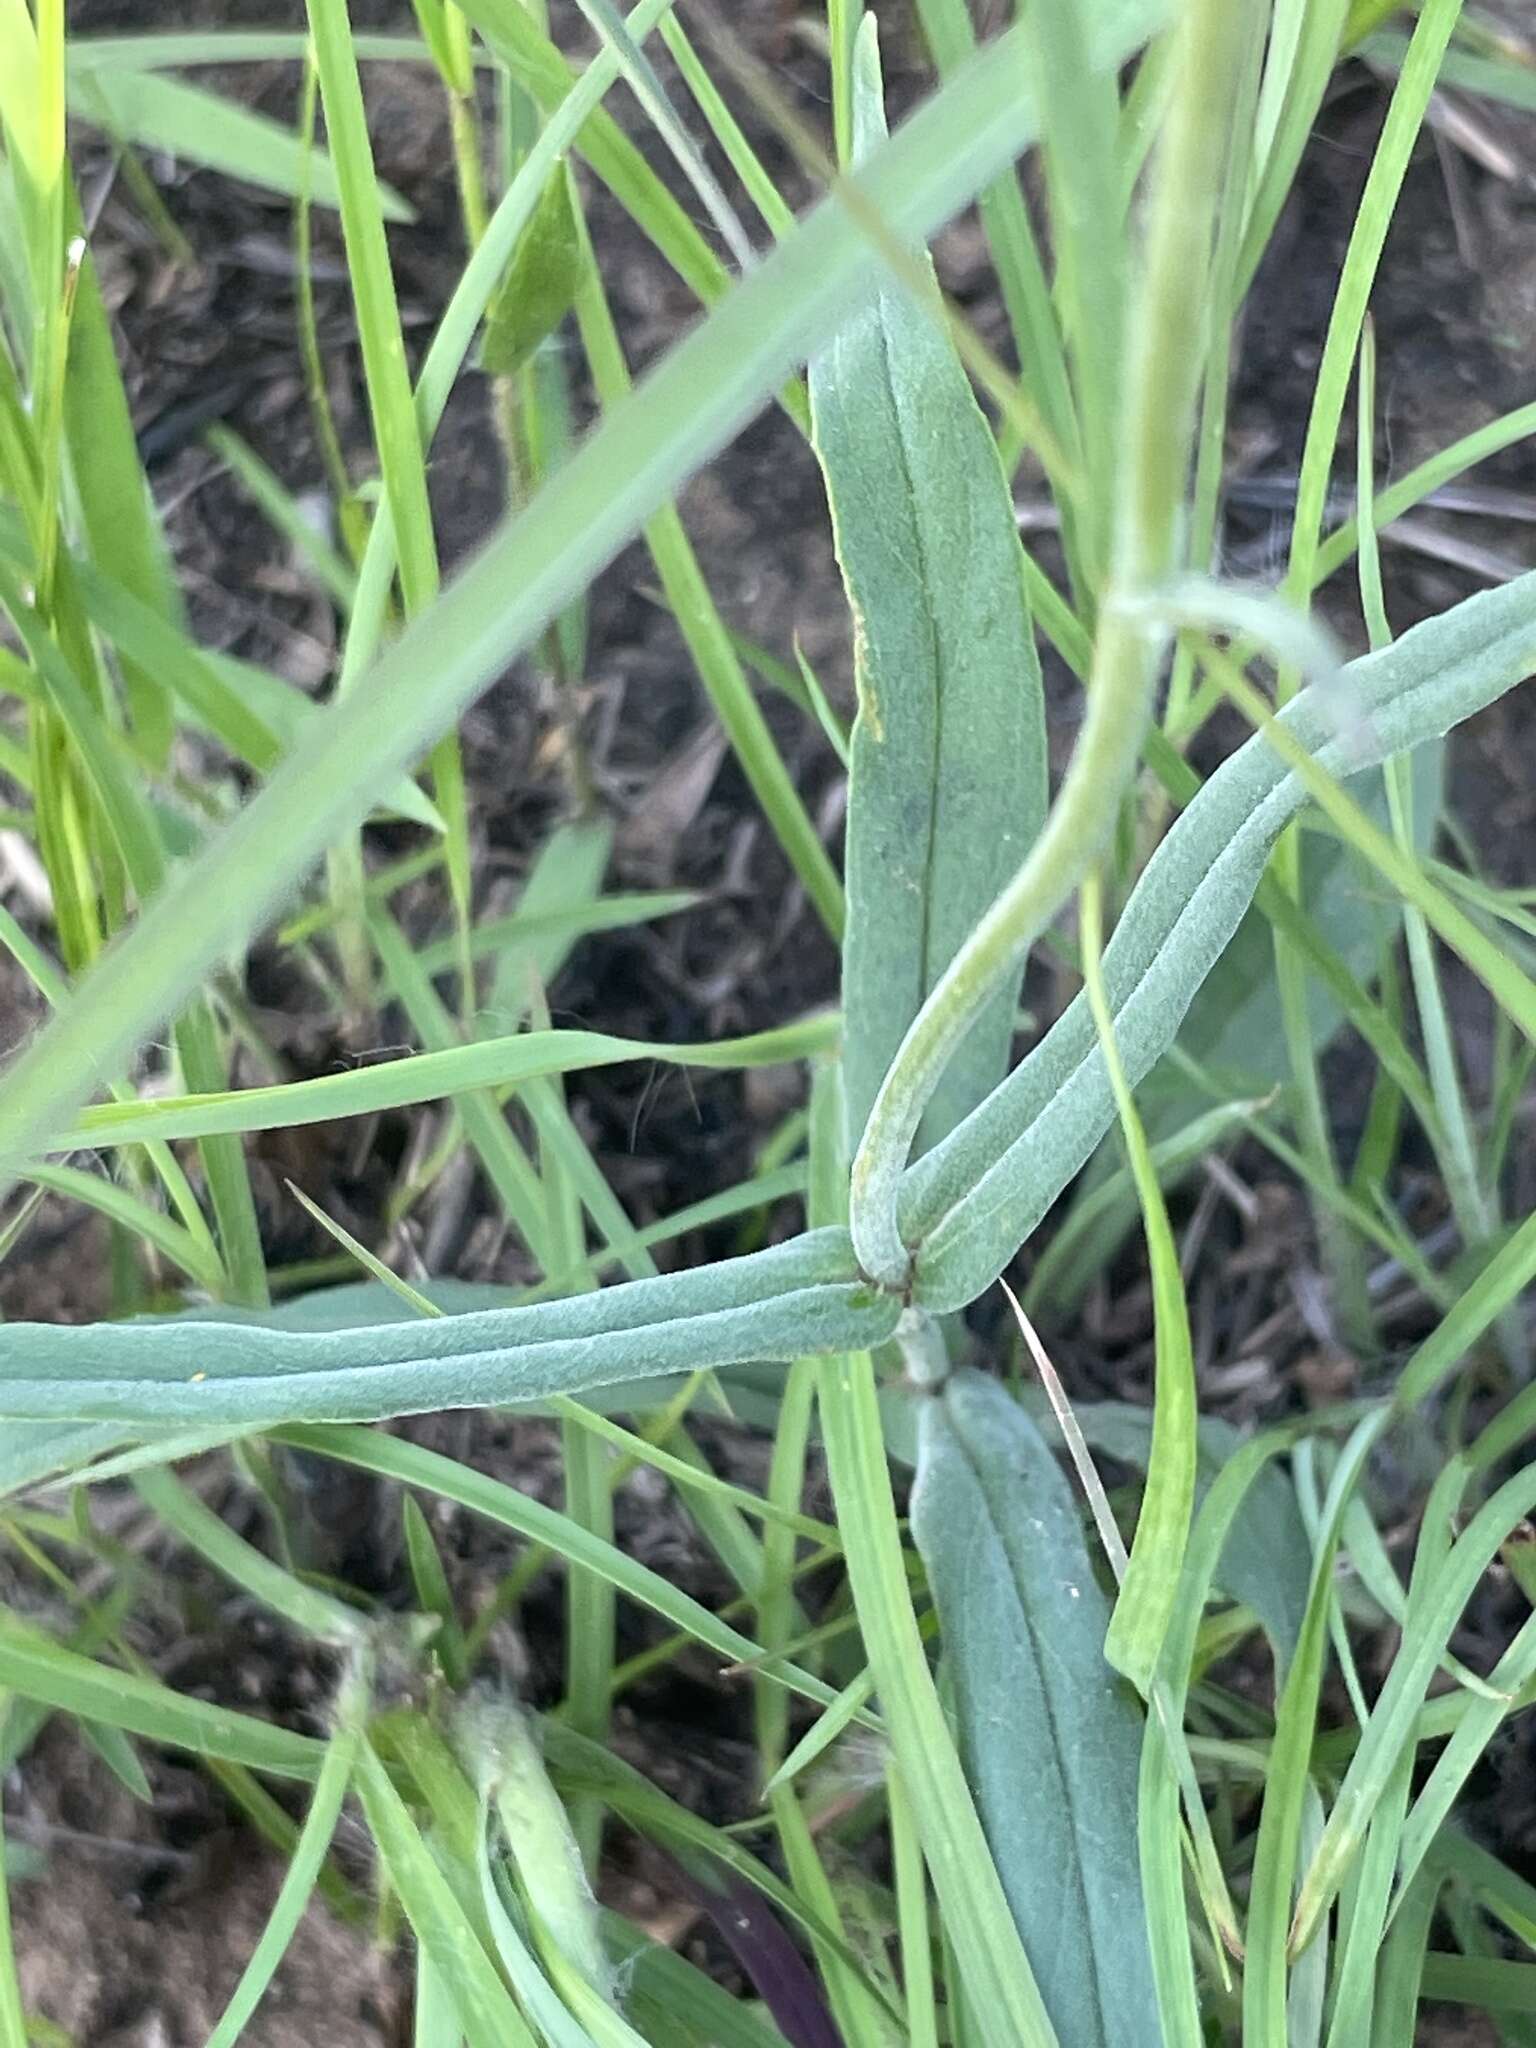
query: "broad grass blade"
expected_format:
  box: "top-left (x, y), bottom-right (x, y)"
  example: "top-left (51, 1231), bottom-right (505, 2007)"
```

top-left (811, 16), bottom-right (1046, 1158)
top-left (911, 1368), bottom-right (1157, 2048)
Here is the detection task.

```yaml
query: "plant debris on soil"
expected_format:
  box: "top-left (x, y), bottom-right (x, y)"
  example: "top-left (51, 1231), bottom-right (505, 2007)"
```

top-left (5, 6), bottom-right (1536, 2041)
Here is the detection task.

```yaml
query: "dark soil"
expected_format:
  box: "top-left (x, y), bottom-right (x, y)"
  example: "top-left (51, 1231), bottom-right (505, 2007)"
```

top-left (5, 6), bottom-right (1536, 2043)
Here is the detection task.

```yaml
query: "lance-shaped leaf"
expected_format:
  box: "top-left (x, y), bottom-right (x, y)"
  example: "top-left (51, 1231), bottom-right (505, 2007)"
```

top-left (811, 16), bottom-right (1047, 1159)
top-left (0, 1228), bottom-right (901, 1428)
top-left (911, 1368), bottom-right (1157, 2048)
top-left (901, 568), bottom-right (1536, 1311)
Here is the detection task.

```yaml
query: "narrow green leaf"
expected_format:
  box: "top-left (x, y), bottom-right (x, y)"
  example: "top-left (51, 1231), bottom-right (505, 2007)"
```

top-left (205, 1719), bottom-right (361, 2048)
top-left (0, 1609), bottom-right (323, 1778)
top-left (79, 1719), bottom-right (153, 1802)
top-left (132, 1464), bottom-right (364, 1643)
top-left (817, 1352), bottom-right (1058, 2047)
top-left (294, 1427), bottom-right (861, 1722)
top-left (480, 159), bottom-right (583, 376)
top-left (42, 1016), bottom-right (838, 1154)
top-left (1243, 1415), bottom-right (1388, 2046)
top-left (68, 65), bottom-right (412, 218)
top-left (912, 1368), bottom-right (1157, 2048)
top-left (811, 16), bottom-right (1046, 1157)
top-left (1293, 1456), bottom-right (1536, 1954)
top-left (1079, 872), bottom-right (1197, 1695)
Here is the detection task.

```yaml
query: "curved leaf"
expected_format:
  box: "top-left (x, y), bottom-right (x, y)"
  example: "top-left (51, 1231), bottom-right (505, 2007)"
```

top-left (0, 1229), bottom-right (901, 1426)
top-left (811, 18), bottom-right (1047, 1158)
top-left (902, 569), bottom-right (1536, 1310)
top-left (911, 1369), bottom-right (1157, 2048)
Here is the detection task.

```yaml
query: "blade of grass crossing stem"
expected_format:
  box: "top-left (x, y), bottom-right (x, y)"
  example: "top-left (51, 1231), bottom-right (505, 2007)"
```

top-left (807, 1078), bottom-right (1057, 2047)
top-left (812, 15), bottom-right (1046, 1158)
top-left (896, 575), bottom-right (1536, 1311)
top-left (368, 907), bottom-right (559, 1271)
top-left (355, 1742), bottom-right (539, 2048)
top-left (305, 0), bottom-right (472, 1000)
top-left (205, 1713), bottom-right (363, 2048)
top-left (0, 14), bottom-right (1201, 1188)
top-left (545, 1088), bottom-right (616, 1879)
top-left (817, 1352), bottom-right (1057, 2046)
top-left (567, 207), bottom-right (842, 940)
top-left (1078, 870), bottom-right (1196, 1691)
top-left (1207, 647), bottom-right (1536, 1046)
top-left (1242, 1414), bottom-right (1389, 2047)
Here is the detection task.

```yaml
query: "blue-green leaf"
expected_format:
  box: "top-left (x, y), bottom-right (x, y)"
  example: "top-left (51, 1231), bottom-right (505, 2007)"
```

top-left (911, 1369), bottom-right (1157, 2048)
top-left (0, 1230), bottom-right (901, 1427)
top-left (811, 17), bottom-right (1047, 1159)
top-left (902, 569), bottom-right (1536, 1310)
